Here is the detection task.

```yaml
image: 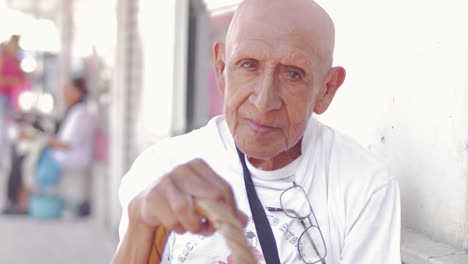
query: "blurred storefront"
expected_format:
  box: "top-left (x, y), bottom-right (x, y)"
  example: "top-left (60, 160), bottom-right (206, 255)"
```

top-left (107, 0), bottom-right (243, 233)
top-left (0, 0), bottom-right (243, 238)
top-left (1, 0), bottom-right (115, 232)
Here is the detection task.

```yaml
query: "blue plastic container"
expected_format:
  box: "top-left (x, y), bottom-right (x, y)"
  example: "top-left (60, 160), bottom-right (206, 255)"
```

top-left (29, 194), bottom-right (64, 220)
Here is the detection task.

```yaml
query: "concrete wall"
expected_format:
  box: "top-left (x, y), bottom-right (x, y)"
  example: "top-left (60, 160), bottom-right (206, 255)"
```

top-left (136, 0), bottom-right (189, 149)
top-left (316, 0), bottom-right (468, 249)
top-left (108, 0), bottom-right (190, 231)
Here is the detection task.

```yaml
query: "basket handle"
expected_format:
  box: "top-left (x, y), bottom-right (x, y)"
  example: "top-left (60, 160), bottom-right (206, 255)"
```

top-left (147, 198), bottom-right (256, 264)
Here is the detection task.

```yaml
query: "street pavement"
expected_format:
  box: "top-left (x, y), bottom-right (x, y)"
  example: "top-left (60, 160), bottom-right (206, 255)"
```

top-left (0, 168), bottom-right (118, 264)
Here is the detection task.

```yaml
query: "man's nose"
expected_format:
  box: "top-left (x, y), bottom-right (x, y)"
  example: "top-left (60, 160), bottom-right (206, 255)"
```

top-left (251, 73), bottom-right (282, 112)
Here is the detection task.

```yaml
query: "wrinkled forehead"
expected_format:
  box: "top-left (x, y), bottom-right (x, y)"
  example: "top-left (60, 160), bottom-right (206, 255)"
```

top-left (226, 0), bottom-right (334, 68)
top-left (227, 21), bottom-right (332, 71)
top-left (227, 37), bottom-right (323, 71)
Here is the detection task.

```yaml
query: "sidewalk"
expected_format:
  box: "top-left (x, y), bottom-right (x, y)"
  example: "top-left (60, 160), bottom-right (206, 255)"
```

top-left (0, 167), bottom-right (118, 264)
top-left (0, 215), bottom-right (118, 264)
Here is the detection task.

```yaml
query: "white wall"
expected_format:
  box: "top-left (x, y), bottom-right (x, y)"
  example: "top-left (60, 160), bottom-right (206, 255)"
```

top-left (316, 0), bottom-right (468, 248)
top-left (136, 0), bottom-right (189, 151)
top-left (108, 0), bottom-right (190, 230)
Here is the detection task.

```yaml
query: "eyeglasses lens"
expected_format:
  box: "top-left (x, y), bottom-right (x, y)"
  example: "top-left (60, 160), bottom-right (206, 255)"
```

top-left (299, 226), bottom-right (326, 263)
top-left (280, 185), bottom-right (311, 219)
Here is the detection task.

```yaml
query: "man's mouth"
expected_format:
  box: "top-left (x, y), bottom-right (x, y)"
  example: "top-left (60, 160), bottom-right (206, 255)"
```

top-left (245, 118), bottom-right (276, 134)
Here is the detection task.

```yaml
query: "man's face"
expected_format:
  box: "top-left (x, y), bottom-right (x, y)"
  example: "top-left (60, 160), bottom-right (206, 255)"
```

top-left (215, 21), bottom-right (328, 161)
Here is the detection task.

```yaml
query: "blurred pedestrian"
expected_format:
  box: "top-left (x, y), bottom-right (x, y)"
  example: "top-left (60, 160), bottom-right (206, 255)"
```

top-left (0, 35), bottom-right (25, 170)
top-left (36, 77), bottom-right (96, 217)
top-left (3, 77), bottom-right (95, 217)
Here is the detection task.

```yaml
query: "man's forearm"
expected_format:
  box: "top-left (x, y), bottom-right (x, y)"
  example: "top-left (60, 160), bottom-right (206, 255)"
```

top-left (112, 221), bottom-right (155, 264)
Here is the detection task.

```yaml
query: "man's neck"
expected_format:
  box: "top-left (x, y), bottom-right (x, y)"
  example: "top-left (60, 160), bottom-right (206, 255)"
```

top-left (248, 140), bottom-right (302, 171)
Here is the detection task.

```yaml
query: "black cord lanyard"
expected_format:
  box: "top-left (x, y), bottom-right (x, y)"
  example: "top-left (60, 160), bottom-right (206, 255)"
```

top-left (236, 146), bottom-right (281, 264)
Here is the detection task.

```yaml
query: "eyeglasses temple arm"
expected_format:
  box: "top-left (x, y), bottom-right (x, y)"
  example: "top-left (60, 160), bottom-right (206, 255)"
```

top-left (266, 206), bottom-right (283, 212)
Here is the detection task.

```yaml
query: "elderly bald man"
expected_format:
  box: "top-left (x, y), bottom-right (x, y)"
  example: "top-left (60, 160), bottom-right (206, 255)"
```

top-left (113, 0), bottom-right (401, 263)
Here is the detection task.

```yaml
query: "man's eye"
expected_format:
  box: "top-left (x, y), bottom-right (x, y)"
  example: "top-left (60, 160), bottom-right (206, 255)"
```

top-left (241, 61), bottom-right (255, 69)
top-left (287, 70), bottom-right (302, 80)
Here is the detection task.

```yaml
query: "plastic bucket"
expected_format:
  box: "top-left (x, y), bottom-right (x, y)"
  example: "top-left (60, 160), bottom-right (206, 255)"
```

top-left (29, 194), bottom-right (64, 220)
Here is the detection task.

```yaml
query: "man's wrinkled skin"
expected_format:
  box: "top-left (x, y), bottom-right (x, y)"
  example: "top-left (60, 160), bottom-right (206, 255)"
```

top-left (215, 0), bottom-right (344, 170)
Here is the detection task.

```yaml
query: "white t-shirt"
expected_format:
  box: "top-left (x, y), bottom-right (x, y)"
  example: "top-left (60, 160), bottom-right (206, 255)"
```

top-left (118, 116), bottom-right (401, 264)
top-left (51, 102), bottom-right (95, 170)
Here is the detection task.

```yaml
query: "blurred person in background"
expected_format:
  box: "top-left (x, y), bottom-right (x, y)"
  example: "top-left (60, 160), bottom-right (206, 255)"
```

top-left (0, 35), bottom-right (26, 171)
top-left (3, 77), bottom-right (96, 217)
top-left (36, 77), bottom-right (96, 217)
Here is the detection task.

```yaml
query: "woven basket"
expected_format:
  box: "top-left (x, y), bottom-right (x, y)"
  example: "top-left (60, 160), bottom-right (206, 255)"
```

top-left (147, 199), bottom-right (256, 264)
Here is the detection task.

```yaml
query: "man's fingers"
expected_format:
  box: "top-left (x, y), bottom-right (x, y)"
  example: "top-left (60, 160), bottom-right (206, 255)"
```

top-left (151, 178), bottom-right (186, 234)
top-left (186, 159), bottom-right (238, 214)
top-left (199, 218), bottom-right (216, 236)
top-left (237, 210), bottom-right (249, 227)
top-left (171, 164), bottom-right (221, 199)
top-left (166, 176), bottom-right (206, 234)
top-left (142, 158), bottom-right (240, 236)
top-left (171, 223), bottom-right (185, 234)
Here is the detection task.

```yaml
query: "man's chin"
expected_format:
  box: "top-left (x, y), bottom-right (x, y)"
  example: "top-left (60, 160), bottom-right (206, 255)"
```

top-left (236, 141), bottom-right (280, 160)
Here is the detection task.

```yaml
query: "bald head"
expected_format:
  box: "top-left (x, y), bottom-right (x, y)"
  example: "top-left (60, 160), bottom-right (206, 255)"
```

top-left (213, 0), bottom-right (345, 165)
top-left (226, 0), bottom-right (336, 70)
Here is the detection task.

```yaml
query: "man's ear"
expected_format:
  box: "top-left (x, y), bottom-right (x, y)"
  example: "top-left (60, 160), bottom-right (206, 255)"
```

top-left (314, 66), bottom-right (346, 114)
top-left (213, 41), bottom-right (226, 97)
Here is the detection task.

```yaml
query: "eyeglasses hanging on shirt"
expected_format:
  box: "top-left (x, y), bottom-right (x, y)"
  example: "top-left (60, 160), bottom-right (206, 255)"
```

top-left (266, 182), bottom-right (327, 264)
top-left (237, 146), bottom-right (327, 264)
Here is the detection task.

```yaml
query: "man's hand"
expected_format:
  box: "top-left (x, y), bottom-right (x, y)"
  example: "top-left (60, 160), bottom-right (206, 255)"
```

top-left (112, 158), bottom-right (247, 264)
top-left (129, 158), bottom-right (247, 236)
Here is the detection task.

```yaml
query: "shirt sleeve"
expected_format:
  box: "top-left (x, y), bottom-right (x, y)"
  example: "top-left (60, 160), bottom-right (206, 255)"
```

top-left (118, 143), bottom-right (174, 242)
top-left (340, 178), bottom-right (401, 263)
